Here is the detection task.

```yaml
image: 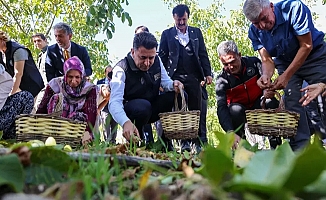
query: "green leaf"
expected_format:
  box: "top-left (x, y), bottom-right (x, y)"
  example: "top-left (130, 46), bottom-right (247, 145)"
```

top-left (228, 142), bottom-right (295, 193)
top-left (121, 12), bottom-right (125, 23)
top-left (0, 154), bottom-right (24, 192)
top-left (283, 139), bottom-right (326, 192)
top-left (183, 150), bottom-right (191, 160)
top-left (106, 30), bottom-right (113, 39)
top-left (300, 170), bottom-right (326, 199)
top-left (201, 146), bottom-right (234, 185)
top-left (124, 12), bottom-right (132, 26)
top-left (161, 175), bottom-right (174, 185)
top-left (240, 139), bottom-right (259, 152)
top-left (214, 131), bottom-right (234, 158)
top-left (89, 6), bottom-right (96, 15)
top-left (30, 146), bottom-right (78, 173)
top-left (0, 130), bottom-right (3, 140)
top-left (25, 163), bottom-right (64, 185)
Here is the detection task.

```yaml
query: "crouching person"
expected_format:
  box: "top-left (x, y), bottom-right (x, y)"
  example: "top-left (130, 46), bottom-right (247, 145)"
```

top-left (0, 64), bottom-right (34, 139)
top-left (109, 32), bottom-right (184, 150)
top-left (36, 56), bottom-right (97, 142)
top-left (215, 40), bottom-right (279, 149)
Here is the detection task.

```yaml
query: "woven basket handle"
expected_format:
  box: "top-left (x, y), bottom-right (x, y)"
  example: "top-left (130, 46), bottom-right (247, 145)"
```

top-left (174, 85), bottom-right (187, 112)
top-left (262, 91), bottom-right (285, 111)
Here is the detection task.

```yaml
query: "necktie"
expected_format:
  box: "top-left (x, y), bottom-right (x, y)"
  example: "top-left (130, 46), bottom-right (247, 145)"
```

top-left (63, 49), bottom-right (70, 61)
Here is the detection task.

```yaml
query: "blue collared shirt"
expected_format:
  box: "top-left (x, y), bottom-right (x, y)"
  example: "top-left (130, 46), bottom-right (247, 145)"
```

top-left (248, 0), bottom-right (324, 62)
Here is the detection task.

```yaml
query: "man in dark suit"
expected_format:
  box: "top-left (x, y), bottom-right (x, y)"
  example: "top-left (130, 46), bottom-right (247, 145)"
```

top-left (45, 22), bottom-right (92, 82)
top-left (96, 65), bottom-right (118, 144)
top-left (159, 4), bottom-right (212, 152)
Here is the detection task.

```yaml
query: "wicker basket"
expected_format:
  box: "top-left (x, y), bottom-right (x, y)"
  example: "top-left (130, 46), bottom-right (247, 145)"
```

top-left (16, 114), bottom-right (86, 147)
top-left (159, 86), bottom-right (200, 140)
top-left (245, 93), bottom-right (300, 137)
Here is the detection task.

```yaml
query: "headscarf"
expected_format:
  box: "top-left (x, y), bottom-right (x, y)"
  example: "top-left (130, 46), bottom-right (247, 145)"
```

top-left (48, 56), bottom-right (94, 119)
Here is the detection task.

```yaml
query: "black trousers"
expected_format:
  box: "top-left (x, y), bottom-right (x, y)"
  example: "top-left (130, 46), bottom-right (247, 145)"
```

top-left (199, 96), bottom-right (208, 143)
top-left (172, 74), bottom-right (202, 147)
top-left (123, 91), bottom-right (183, 140)
top-left (172, 74), bottom-right (202, 111)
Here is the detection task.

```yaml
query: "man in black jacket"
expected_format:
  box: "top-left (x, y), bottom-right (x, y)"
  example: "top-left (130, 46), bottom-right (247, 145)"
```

top-left (0, 31), bottom-right (44, 98)
top-left (109, 32), bottom-right (184, 148)
top-left (45, 22), bottom-right (92, 82)
top-left (216, 40), bottom-right (280, 149)
top-left (159, 4), bottom-right (212, 152)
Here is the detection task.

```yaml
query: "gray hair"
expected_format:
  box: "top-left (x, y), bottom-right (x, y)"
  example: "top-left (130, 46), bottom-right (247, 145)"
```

top-left (217, 40), bottom-right (239, 56)
top-left (53, 22), bottom-right (72, 35)
top-left (243, 0), bottom-right (271, 21)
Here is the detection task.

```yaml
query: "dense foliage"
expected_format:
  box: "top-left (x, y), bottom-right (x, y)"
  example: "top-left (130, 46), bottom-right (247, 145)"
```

top-left (0, 0), bottom-right (132, 79)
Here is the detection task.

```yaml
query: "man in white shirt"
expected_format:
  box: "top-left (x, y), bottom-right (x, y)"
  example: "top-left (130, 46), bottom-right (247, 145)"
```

top-left (159, 4), bottom-right (212, 152)
top-left (109, 32), bottom-right (184, 149)
top-left (31, 33), bottom-right (48, 113)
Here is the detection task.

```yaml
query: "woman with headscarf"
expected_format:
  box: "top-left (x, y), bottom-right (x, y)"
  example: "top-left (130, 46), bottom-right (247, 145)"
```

top-left (0, 63), bottom-right (34, 139)
top-left (37, 56), bottom-right (97, 137)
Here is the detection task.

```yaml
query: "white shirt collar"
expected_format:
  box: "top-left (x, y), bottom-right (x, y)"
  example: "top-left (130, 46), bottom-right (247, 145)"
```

top-left (175, 26), bottom-right (189, 47)
top-left (61, 42), bottom-right (71, 53)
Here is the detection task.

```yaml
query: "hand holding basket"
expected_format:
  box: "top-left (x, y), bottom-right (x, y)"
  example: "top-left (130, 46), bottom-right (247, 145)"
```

top-left (245, 92), bottom-right (300, 137)
top-left (158, 85), bottom-right (200, 140)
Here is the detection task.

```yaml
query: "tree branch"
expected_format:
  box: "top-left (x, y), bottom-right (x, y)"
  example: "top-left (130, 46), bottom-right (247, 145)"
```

top-left (46, 14), bottom-right (56, 37)
top-left (0, 0), bottom-right (27, 35)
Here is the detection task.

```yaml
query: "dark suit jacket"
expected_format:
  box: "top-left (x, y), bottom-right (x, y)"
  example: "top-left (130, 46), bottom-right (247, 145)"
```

top-left (45, 41), bottom-right (92, 82)
top-left (158, 26), bottom-right (211, 81)
top-left (96, 78), bottom-right (106, 85)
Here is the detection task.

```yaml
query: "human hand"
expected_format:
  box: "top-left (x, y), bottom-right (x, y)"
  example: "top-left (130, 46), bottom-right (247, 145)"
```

top-left (200, 81), bottom-right (206, 87)
top-left (257, 75), bottom-right (272, 89)
top-left (263, 89), bottom-right (276, 99)
top-left (173, 80), bottom-right (184, 93)
top-left (232, 134), bottom-right (241, 150)
top-left (270, 73), bottom-right (290, 90)
top-left (82, 131), bottom-right (92, 145)
top-left (205, 76), bottom-right (213, 85)
top-left (299, 83), bottom-right (325, 106)
top-left (122, 120), bottom-right (141, 142)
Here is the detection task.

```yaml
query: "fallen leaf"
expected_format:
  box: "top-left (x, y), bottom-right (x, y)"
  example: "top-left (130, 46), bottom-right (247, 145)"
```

top-left (181, 160), bottom-right (194, 178)
top-left (55, 181), bottom-right (84, 200)
top-left (234, 146), bottom-right (255, 168)
top-left (139, 169), bottom-right (152, 189)
top-left (121, 167), bottom-right (140, 179)
top-left (10, 145), bottom-right (31, 167)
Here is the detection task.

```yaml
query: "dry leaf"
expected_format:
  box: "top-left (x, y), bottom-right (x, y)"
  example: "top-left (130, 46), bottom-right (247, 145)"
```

top-left (55, 181), bottom-right (84, 200)
top-left (234, 146), bottom-right (255, 168)
top-left (10, 145), bottom-right (31, 167)
top-left (121, 167), bottom-right (140, 179)
top-left (139, 169), bottom-right (152, 189)
top-left (181, 160), bottom-right (194, 178)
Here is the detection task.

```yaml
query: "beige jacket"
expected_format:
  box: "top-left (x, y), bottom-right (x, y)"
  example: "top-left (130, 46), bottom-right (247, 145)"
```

top-left (0, 64), bottom-right (13, 110)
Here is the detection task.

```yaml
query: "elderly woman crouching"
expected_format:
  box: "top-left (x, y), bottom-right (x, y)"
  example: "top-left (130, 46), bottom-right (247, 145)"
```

top-left (36, 56), bottom-right (97, 143)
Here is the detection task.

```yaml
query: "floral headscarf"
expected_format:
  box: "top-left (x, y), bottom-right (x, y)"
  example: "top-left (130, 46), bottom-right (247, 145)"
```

top-left (48, 56), bottom-right (94, 120)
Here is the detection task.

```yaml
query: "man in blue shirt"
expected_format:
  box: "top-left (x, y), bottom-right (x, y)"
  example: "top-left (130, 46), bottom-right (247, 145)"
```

top-left (243, 0), bottom-right (326, 150)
